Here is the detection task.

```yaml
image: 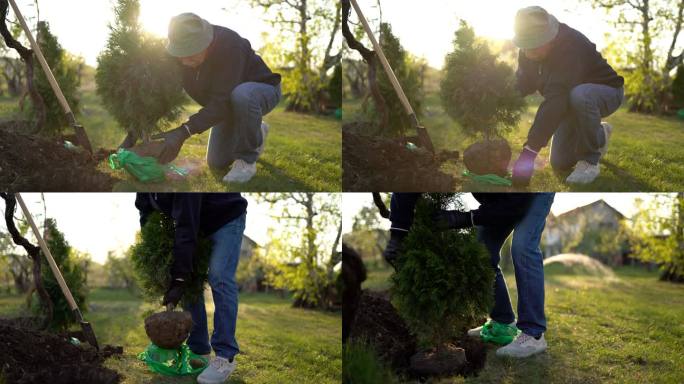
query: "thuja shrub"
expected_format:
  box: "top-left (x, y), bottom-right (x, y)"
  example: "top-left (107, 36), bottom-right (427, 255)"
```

top-left (130, 212), bottom-right (211, 306)
top-left (391, 193), bottom-right (494, 346)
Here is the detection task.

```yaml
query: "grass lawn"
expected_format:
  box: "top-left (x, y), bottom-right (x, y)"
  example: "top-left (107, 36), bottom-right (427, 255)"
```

top-left (353, 264), bottom-right (684, 384)
top-left (344, 87), bottom-right (684, 192)
top-left (0, 288), bottom-right (341, 384)
top-left (0, 77), bottom-right (341, 192)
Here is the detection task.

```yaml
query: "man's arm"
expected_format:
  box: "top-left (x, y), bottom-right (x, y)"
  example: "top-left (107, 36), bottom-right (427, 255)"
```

top-left (472, 194), bottom-right (535, 226)
top-left (525, 52), bottom-right (585, 151)
top-left (170, 194), bottom-right (203, 280)
top-left (515, 51), bottom-right (539, 97)
top-left (185, 43), bottom-right (249, 134)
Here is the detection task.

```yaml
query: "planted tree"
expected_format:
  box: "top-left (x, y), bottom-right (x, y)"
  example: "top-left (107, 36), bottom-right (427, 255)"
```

top-left (129, 212), bottom-right (211, 306)
top-left (368, 23), bottom-right (423, 137)
top-left (33, 21), bottom-right (81, 135)
top-left (96, 0), bottom-right (186, 143)
top-left (34, 218), bottom-right (88, 331)
top-left (391, 193), bottom-right (494, 347)
top-left (630, 193), bottom-right (684, 282)
top-left (440, 22), bottom-right (526, 176)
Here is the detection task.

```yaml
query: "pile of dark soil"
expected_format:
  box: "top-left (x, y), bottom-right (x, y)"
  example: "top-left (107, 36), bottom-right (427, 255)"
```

top-left (144, 311), bottom-right (193, 349)
top-left (348, 291), bottom-right (488, 378)
top-left (343, 123), bottom-right (459, 191)
top-left (0, 122), bottom-right (115, 191)
top-left (348, 291), bottom-right (416, 370)
top-left (0, 319), bottom-right (123, 384)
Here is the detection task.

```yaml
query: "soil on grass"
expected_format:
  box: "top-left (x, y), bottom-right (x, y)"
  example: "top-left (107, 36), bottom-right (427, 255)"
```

top-left (144, 311), bottom-right (193, 349)
top-left (343, 123), bottom-right (459, 191)
top-left (0, 319), bottom-right (123, 384)
top-left (0, 121), bottom-right (115, 191)
top-left (348, 291), bottom-right (487, 379)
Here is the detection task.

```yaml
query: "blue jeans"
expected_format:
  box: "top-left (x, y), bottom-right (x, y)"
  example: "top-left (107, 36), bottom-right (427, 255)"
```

top-left (477, 193), bottom-right (555, 338)
top-left (184, 213), bottom-right (246, 359)
top-left (550, 84), bottom-right (624, 169)
top-left (207, 82), bottom-right (282, 167)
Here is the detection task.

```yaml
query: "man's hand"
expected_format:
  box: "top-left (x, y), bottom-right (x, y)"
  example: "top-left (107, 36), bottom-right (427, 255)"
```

top-left (152, 125), bottom-right (192, 164)
top-left (119, 131), bottom-right (139, 149)
top-left (432, 210), bottom-right (473, 230)
top-left (382, 231), bottom-right (406, 270)
top-left (162, 278), bottom-right (186, 308)
top-left (512, 146), bottom-right (538, 187)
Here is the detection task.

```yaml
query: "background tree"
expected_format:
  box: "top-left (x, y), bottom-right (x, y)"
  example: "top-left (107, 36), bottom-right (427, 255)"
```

top-left (96, 0), bottom-right (186, 142)
top-left (103, 250), bottom-right (138, 292)
top-left (31, 21), bottom-right (81, 135)
top-left (391, 193), bottom-right (494, 347)
top-left (440, 21), bottom-right (525, 141)
top-left (361, 22), bottom-right (423, 137)
top-left (248, 0), bottom-right (341, 113)
top-left (586, 0), bottom-right (684, 113)
top-left (260, 193), bottom-right (342, 309)
top-left (629, 193), bottom-right (684, 282)
top-left (30, 218), bottom-right (88, 331)
top-left (342, 203), bottom-right (389, 266)
top-left (673, 64), bottom-right (684, 108)
top-left (129, 211), bottom-right (211, 306)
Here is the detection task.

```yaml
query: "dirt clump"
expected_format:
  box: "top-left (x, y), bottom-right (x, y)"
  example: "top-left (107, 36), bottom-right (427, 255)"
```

top-left (0, 122), bottom-right (115, 191)
top-left (343, 123), bottom-right (458, 191)
top-left (463, 139), bottom-right (512, 177)
top-left (0, 320), bottom-right (123, 384)
top-left (144, 311), bottom-right (193, 349)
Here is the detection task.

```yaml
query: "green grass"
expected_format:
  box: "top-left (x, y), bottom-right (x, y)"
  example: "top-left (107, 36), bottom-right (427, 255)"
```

top-left (356, 264), bottom-right (684, 384)
top-left (0, 288), bottom-right (341, 384)
top-left (0, 81), bottom-right (341, 192)
top-left (344, 87), bottom-right (684, 191)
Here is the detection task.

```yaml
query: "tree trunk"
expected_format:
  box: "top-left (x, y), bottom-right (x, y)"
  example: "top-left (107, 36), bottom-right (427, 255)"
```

top-left (1, 193), bottom-right (53, 329)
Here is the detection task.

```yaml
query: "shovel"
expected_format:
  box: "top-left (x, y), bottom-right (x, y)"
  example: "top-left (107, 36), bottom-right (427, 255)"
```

top-left (7, 0), bottom-right (93, 154)
top-left (14, 193), bottom-right (100, 350)
top-left (349, 0), bottom-right (435, 154)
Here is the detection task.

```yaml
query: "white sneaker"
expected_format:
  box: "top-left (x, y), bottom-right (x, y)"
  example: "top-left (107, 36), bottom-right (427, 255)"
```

top-left (496, 333), bottom-right (547, 358)
top-left (256, 122), bottom-right (269, 156)
top-left (197, 356), bottom-right (236, 384)
top-left (467, 320), bottom-right (516, 338)
top-left (565, 160), bottom-right (599, 184)
top-left (223, 159), bottom-right (256, 183)
top-left (599, 122), bottom-right (612, 158)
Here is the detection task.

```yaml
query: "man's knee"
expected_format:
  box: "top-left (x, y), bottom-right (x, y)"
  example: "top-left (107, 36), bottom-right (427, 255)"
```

top-left (569, 84), bottom-right (593, 113)
top-left (230, 85), bottom-right (254, 111)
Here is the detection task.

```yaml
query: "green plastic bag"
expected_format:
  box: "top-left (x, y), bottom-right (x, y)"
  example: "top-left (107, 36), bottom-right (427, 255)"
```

top-left (137, 343), bottom-right (208, 376)
top-left (463, 170), bottom-right (513, 186)
top-left (479, 319), bottom-right (521, 345)
top-left (108, 149), bottom-right (166, 183)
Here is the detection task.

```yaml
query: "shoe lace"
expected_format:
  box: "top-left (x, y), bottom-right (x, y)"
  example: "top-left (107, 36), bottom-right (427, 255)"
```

top-left (210, 357), bottom-right (233, 372)
top-left (232, 159), bottom-right (248, 170)
top-left (575, 160), bottom-right (591, 172)
top-left (514, 333), bottom-right (534, 346)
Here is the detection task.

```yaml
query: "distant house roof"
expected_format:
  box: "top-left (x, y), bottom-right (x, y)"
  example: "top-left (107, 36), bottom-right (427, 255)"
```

top-left (557, 199), bottom-right (625, 220)
top-left (242, 234), bottom-right (259, 248)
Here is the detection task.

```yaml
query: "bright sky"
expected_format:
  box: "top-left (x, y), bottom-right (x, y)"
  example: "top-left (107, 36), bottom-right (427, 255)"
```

top-left (348, 0), bottom-right (669, 68)
top-left (342, 193), bottom-right (656, 235)
top-left (23, 0), bottom-right (275, 66)
top-left (0, 193), bottom-right (324, 265)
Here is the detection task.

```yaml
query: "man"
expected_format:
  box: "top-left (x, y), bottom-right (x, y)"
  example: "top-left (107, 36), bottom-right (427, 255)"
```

top-left (136, 193), bottom-right (247, 384)
top-left (383, 192), bottom-right (555, 358)
top-left (510, 6), bottom-right (624, 186)
top-left (126, 13), bottom-right (282, 184)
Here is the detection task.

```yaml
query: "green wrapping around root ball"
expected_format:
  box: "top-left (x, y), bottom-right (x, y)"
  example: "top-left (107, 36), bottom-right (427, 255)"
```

top-left (130, 211), bottom-right (212, 306)
top-left (391, 193), bottom-right (494, 347)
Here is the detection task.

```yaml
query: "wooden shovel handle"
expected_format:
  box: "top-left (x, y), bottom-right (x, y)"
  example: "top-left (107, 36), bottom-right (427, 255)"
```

top-left (15, 193), bottom-right (79, 312)
top-left (349, 0), bottom-right (415, 117)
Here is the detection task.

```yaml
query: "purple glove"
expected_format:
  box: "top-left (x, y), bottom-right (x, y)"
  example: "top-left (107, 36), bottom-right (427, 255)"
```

top-left (512, 147), bottom-right (538, 187)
